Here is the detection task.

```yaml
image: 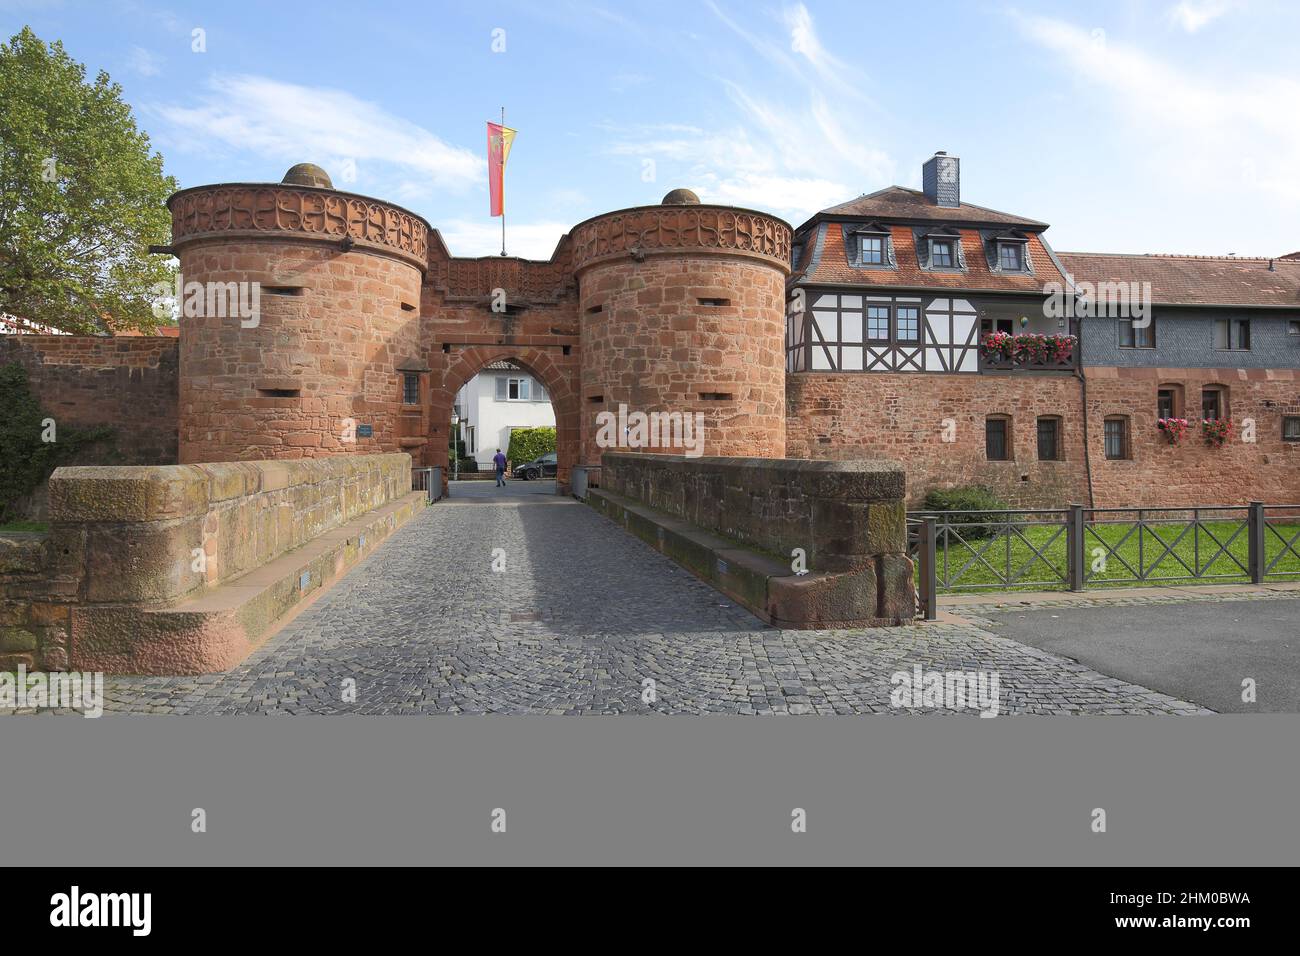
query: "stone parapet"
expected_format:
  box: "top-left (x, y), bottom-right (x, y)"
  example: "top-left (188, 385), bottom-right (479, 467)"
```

top-left (1, 454), bottom-right (420, 674)
top-left (593, 452), bottom-right (915, 627)
top-left (569, 204), bottom-right (792, 275)
top-left (168, 183), bottom-right (430, 271)
top-left (49, 454), bottom-right (411, 602)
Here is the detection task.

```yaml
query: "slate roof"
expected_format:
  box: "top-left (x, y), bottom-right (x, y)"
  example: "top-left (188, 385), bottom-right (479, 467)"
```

top-left (805, 186), bottom-right (1048, 229)
top-left (1057, 252), bottom-right (1300, 309)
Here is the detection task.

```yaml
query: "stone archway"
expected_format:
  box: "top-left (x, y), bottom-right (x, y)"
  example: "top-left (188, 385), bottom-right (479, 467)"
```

top-left (432, 346), bottom-right (580, 493)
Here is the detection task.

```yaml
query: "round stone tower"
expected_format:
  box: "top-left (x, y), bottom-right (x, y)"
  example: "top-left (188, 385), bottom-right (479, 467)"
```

top-left (168, 164), bottom-right (429, 463)
top-left (571, 190), bottom-right (791, 463)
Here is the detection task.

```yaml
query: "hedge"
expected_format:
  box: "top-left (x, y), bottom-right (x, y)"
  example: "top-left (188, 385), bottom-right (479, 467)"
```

top-left (920, 485), bottom-right (1009, 541)
top-left (506, 426), bottom-right (556, 467)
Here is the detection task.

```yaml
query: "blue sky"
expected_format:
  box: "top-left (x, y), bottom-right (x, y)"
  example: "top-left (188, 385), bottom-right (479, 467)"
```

top-left (4, 0), bottom-right (1297, 259)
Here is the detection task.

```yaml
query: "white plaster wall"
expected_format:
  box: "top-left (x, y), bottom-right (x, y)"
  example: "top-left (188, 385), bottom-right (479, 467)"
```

top-left (455, 371), bottom-right (555, 468)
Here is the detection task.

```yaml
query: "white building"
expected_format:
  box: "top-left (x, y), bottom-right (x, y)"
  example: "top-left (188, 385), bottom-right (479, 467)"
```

top-left (454, 361), bottom-right (556, 470)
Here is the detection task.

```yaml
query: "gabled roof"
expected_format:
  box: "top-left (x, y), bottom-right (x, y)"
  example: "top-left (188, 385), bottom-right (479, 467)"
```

top-left (1057, 252), bottom-right (1300, 309)
top-left (803, 186), bottom-right (1048, 231)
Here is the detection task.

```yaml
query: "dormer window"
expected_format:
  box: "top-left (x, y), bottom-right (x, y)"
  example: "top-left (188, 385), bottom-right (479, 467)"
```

top-left (998, 243), bottom-right (1024, 271)
top-left (984, 230), bottom-right (1033, 273)
top-left (914, 227), bottom-right (965, 271)
top-left (846, 223), bottom-right (894, 269)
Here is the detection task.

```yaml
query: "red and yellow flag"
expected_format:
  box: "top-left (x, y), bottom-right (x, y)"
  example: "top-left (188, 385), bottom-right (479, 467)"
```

top-left (487, 122), bottom-right (516, 217)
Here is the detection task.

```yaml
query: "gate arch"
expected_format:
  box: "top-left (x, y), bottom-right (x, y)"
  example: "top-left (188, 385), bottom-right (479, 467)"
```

top-left (432, 346), bottom-right (580, 493)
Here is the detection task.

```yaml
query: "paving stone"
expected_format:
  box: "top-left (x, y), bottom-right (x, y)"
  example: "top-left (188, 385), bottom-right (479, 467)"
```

top-left (69, 499), bottom-right (1220, 717)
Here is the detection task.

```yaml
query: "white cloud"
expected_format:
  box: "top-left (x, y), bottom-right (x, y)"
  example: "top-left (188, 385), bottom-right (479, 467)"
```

top-left (435, 219), bottom-right (573, 260)
top-left (697, 172), bottom-right (851, 215)
top-left (1168, 0), bottom-right (1240, 32)
top-left (126, 46), bottom-right (161, 77)
top-left (152, 74), bottom-right (482, 200)
top-left (601, 3), bottom-right (891, 223)
top-left (604, 119), bottom-right (853, 218)
top-left (783, 2), bottom-right (863, 99)
top-left (1015, 13), bottom-right (1300, 204)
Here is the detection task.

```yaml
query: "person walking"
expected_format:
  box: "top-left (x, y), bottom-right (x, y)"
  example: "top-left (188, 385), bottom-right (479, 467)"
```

top-left (493, 448), bottom-right (508, 488)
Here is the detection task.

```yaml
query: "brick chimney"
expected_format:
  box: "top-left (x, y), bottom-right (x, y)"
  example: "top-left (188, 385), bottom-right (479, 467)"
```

top-left (922, 151), bottom-right (960, 208)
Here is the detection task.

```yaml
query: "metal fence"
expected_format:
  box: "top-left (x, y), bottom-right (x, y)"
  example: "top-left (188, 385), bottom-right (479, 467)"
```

top-left (907, 502), bottom-right (1300, 620)
top-left (571, 464), bottom-right (601, 500)
top-left (411, 466), bottom-right (442, 503)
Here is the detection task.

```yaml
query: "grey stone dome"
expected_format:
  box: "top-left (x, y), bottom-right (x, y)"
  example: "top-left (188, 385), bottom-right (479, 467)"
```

top-left (282, 163), bottom-right (333, 189)
top-left (661, 188), bottom-right (701, 205)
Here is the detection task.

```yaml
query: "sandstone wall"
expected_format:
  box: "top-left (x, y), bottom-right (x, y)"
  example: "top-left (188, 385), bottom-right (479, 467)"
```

top-left (177, 241), bottom-right (423, 464)
top-left (1084, 367), bottom-right (1300, 508)
top-left (597, 451), bottom-right (915, 626)
top-left (579, 256), bottom-right (787, 463)
top-left (48, 453), bottom-right (411, 601)
top-left (1, 335), bottom-right (178, 465)
top-left (572, 203), bottom-right (791, 467)
top-left (785, 371), bottom-right (1089, 508)
top-left (785, 368), bottom-right (1300, 509)
top-left (1, 453), bottom-right (413, 674)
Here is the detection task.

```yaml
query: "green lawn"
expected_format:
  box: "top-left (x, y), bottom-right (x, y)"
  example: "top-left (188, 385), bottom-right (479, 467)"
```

top-left (918, 519), bottom-right (1300, 592)
top-left (0, 520), bottom-right (47, 533)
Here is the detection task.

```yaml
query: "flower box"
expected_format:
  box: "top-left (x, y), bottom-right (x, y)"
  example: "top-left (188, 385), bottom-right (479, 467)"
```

top-left (980, 332), bottom-right (1076, 367)
top-left (1157, 417), bottom-right (1190, 445)
top-left (1201, 418), bottom-right (1232, 448)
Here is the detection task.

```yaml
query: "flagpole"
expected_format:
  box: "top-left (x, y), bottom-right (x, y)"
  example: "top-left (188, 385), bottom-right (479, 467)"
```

top-left (500, 106), bottom-right (507, 257)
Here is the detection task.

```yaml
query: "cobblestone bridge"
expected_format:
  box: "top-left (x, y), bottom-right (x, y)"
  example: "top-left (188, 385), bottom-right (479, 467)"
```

top-left (100, 481), bottom-right (1208, 716)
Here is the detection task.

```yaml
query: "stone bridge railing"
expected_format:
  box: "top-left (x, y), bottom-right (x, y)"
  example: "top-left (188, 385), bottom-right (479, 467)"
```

top-left (589, 452), bottom-right (915, 628)
top-left (1, 454), bottom-right (425, 675)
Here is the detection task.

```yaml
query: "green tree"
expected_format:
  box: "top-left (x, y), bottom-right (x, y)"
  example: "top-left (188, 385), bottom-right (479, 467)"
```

top-left (0, 26), bottom-right (176, 334)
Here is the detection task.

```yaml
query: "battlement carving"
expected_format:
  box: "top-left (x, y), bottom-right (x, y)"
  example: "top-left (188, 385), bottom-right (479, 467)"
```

top-left (168, 185), bottom-right (429, 268)
top-left (570, 205), bottom-right (791, 273)
top-left (431, 254), bottom-right (575, 304)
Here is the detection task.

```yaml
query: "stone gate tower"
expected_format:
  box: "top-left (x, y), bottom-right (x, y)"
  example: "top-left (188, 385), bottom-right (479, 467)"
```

top-left (169, 163), bottom-right (429, 464)
top-left (572, 189), bottom-right (791, 463)
top-left (166, 167), bottom-right (791, 487)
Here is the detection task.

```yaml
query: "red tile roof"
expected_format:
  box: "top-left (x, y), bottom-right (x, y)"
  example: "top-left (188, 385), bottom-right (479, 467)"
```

top-left (795, 223), bottom-right (1068, 294)
top-left (792, 178), bottom-right (1300, 309)
top-left (1057, 252), bottom-right (1300, 309)
top-left (805, 186), bottom-right (1048, 229)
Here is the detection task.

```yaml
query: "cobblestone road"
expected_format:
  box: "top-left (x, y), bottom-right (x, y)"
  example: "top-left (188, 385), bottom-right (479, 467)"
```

top-left (84, 481), bottom-right (1213, 716)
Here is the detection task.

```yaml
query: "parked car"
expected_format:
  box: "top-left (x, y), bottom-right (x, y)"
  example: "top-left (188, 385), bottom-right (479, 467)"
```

top-left (513, 451), bottom-right (557, 480)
